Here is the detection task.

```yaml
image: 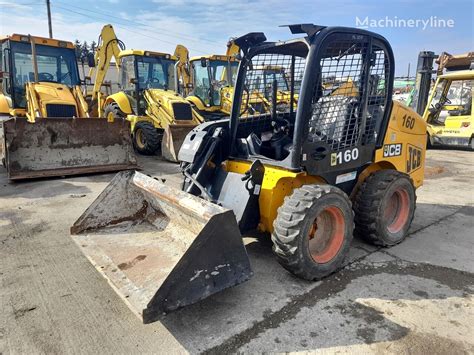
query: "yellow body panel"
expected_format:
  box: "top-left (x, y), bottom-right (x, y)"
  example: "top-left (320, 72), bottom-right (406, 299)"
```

top-left (0, 94), bottom-right (11, 114)
top-left (373, 101), bottom-right (427, 188)
top-left (225, 101), bottom-right (426, 233)
top-left (226, 160), bottom-right (325, 233)
top-left (105, 92), bottom-right (133, 115)
top-left (118, 50), bottom-right (176, 60)
top-left (0, 33), bottom-right (74, 48)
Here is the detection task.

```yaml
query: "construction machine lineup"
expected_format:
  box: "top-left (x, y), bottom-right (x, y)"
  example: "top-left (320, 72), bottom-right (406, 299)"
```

top-left (0, 22), bottom-right (471, 324)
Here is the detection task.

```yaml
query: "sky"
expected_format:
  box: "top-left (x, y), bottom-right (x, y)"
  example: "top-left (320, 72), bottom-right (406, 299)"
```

top-left (1, 0), bottom-right (472, 76)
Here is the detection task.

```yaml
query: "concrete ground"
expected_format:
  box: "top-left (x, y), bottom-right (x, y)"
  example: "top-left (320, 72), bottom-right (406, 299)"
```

top-left (0, 149), bottom-right (473, 354)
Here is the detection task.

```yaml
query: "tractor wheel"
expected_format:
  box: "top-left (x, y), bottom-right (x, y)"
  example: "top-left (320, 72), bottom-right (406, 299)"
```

top-left (353, 170), bottom-right (416, 246)
top-left (133, 121), bottom-right (161, 155)
top-left (272, 184), bottom-right (354, 280)
top-left (103, 102), bottom-right (125, 122)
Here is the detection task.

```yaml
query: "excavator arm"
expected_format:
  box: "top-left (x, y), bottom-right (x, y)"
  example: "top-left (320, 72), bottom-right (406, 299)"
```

top-left (89, 24), bottom-right (124, 115)
top-left (174, 44), bottom-right (193, 96)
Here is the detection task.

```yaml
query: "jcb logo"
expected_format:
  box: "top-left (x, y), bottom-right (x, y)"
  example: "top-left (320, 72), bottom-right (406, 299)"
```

top-left (383, 144), bottom-right (402, 157)
top-left (406, 145), bottom-right (422, 173)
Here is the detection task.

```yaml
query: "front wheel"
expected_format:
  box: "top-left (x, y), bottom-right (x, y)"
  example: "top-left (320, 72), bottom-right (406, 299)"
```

top-left (353, 170), bottom-right (416, 246)
top-left (272, 184), bottom-right (354, 280)
top-left (103, 102), bottom-right (125, 122)
top-left (133, 121), bottom-right (161, 155)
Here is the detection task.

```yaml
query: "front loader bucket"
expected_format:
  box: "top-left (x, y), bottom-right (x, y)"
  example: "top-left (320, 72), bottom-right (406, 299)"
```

top-left (2, 117), bottom-right (137, 180)
top-left (70, 171), bottom-right (252, 323)
top-left (161, 124), bottom-right (197, 162)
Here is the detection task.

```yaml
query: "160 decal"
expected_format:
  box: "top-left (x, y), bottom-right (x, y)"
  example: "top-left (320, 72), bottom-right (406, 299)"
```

top-left (331, 148), bottom-right (359, 166)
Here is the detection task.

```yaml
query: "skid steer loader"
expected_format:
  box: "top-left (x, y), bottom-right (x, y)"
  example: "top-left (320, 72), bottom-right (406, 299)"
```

top-left (71, 24), bottom-right (426, 323)
top-left (0, 33), bottom-right (137, 180)
top-left (90, 25), bottom-right (203, 162)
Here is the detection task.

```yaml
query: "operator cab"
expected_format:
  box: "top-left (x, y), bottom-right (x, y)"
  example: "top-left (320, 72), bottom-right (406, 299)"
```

top-left (118, 50), bottom-right (176, 115)
top-left (0, 34), bottom-right (79, 110)
top-left (230, 28), bottom-right (391, 172)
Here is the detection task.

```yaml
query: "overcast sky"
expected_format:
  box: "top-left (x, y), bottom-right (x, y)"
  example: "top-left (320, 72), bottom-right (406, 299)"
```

top-left (1, 0), bottom-right (472, 76)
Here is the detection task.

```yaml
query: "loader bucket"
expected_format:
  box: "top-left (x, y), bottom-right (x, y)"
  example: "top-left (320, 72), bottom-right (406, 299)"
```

top-left (2, 117), bottom-right (138, 180)
top-left (161, 123), bottom-right (197, 162)
top-left (70, 170), bottom-right (252, 323)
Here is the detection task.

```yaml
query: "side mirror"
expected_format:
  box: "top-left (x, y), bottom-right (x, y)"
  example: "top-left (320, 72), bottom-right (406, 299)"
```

top-left (87, 53), bottom-right (95, 68)
top-left (200, 58), bottom-right (207, 67)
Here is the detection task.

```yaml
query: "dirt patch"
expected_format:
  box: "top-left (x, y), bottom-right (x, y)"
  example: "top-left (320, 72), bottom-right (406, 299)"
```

top-left (118, 255), bottom-right (147, 270)
top-left (424, 166), bottom-right (445, 178)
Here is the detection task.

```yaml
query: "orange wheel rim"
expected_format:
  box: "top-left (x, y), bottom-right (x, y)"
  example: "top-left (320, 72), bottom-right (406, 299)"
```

top-left (308, 206), bottom-right (345, 264)
top-left (383, 188), bottom-right (410, 234)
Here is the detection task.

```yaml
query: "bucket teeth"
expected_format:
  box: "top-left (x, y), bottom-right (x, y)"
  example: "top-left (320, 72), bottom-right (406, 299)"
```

top-left (71, 171), bottom-right (252, 323)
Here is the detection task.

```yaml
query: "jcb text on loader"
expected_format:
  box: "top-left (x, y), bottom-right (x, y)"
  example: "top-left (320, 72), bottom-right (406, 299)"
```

top-left (0, 33), bottom-right (137, 180)
top-left (71, 24), bottom-right (426, 323)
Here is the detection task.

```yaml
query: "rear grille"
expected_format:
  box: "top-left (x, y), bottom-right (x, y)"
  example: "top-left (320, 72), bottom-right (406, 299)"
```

top-left (46, 104), bottom-right (77, 118)
top-left (172, 102), bottom-right (193, 121)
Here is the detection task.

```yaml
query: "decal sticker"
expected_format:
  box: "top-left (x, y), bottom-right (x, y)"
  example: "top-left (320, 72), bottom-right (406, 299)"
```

top-left (331, 148), bottom-right (359, 166)
top-left (383, 143), bottom-right (402, 157)
top-left (406, 144), bottom-right (422, 173)
top-left (335, 171), bottom-right (357, 184)
top-left (402, 114), bottom-right (416, 129)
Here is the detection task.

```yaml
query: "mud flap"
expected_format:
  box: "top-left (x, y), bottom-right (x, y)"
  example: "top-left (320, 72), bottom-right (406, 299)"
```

top-left (3, 117), bottom-right (138, 180)
top-left (70, 170), bottom-right (252, 323)
top-left (161, 124), bottom-right (196, 163)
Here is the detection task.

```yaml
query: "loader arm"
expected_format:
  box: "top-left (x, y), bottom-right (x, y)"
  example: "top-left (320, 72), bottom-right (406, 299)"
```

top-left (89, 25), bottom-right (123, 112)
top-left (174, 44), bottom-right (193, 96)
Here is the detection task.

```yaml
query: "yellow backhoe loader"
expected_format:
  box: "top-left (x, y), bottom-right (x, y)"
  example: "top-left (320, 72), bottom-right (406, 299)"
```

top-left (0, 33), bottom-right (136, 180)
top-left (71, 25), bottom-right (426, 323)
top-left (177, 40), bottom-right (275, 120)
top-left (89, 25), bottom-right (203, 162)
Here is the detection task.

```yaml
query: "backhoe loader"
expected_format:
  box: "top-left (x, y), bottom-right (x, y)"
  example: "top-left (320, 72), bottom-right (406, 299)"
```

top-left (0, 33), bottom-right (136, 180)
top-left (178, 40), bottom-right (277, 121)
top-left (413, 51), bottom-right (473, 148)
top-left (71, 24), bottom-right (426, 323)
top-left (89, 25), bottom-right (203, 162)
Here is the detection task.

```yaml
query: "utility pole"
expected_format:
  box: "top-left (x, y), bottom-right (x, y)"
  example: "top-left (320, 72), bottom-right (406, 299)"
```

top-left (46, 0), bottom-right (53, 38)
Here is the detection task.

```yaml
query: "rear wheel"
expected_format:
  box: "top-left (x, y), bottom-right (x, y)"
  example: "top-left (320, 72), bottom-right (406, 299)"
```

top-left (133, 121), bottom-right (161, 155)
top-left (353, 170), bottom-right (416, 246)
top-left (272, 185), bottom-right (354, 280)
top-left (103, 102), bottom-right (125, 122)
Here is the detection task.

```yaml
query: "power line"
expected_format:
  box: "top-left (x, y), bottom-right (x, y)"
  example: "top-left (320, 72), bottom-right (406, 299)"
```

top-left (53, 0), bottom-right (222, 46)
top-left (51, 4), bottom-right (210, 54)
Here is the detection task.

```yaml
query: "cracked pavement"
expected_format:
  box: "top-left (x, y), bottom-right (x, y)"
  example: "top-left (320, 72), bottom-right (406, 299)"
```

top-left (0, 149), bottom-right (473, 354)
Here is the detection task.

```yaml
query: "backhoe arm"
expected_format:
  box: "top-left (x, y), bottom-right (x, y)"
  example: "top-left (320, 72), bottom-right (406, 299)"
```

top-left (174, 44), bottom-right (192, 96)
top-left (89, 25), bottom-right (123, 104)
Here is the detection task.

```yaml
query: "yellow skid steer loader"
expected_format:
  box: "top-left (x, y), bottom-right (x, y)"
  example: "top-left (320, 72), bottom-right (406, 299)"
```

top-left (0, 34), bottom-right (136, 180)
top-left (71, 25), bottom-right (426, 323)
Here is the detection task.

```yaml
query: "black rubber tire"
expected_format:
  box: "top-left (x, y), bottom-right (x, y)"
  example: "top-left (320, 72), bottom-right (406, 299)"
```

top-left (426, 133), bottom-right (433, 149)
top-left (272, 184), bottom-right (354, 281)
top-left (103, 102), bottom-right (125, 121)
top-left (133, 121), bottom-right (161, 155)
top-left (353, 170), bottom-right (416, 246)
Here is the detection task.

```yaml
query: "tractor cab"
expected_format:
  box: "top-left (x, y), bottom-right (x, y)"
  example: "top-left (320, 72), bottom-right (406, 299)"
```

top-left (118, 50), bottom-right (177, 115)
top-left (0, 34), bottom-right (80, 117)
top-left (190, 55), bottom-right (239, 109)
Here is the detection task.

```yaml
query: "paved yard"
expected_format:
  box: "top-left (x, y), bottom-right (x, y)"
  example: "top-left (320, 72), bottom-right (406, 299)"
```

top-left (0, 149), bottom-right (473, 354)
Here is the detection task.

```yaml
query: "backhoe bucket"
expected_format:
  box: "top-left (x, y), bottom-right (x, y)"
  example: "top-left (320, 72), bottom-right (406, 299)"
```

top-left (161, 124), bottom-right (196, 162)
top-left (70, 170), bottom-right (252, 323)
top-left (2, 117), bottom-right (137, 180)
